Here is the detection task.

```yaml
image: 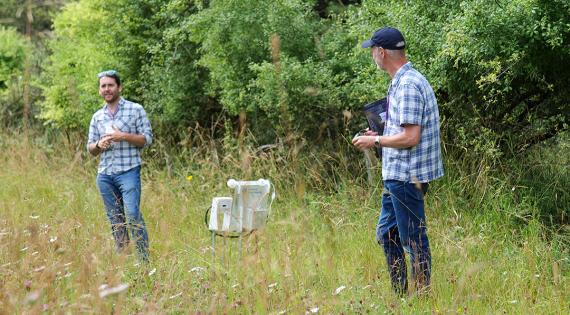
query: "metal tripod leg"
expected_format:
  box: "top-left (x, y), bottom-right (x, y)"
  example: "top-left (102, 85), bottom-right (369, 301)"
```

top-left (211, 231), bottom-right (216, 260)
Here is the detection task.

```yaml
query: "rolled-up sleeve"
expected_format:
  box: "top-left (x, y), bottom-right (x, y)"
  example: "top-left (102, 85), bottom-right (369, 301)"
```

top-left (137, 107), bottom-right (153, 147)
top-left (87, 115), bottom-right (100, 151)
top-left (397, 83), bottom-right (423, 126)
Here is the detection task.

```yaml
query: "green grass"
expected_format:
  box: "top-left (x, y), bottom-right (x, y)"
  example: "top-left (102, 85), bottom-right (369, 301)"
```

top-left (0, 132), bottom-right (568, 314)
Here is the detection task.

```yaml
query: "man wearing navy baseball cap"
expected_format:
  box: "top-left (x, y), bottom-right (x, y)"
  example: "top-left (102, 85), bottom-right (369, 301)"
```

top-left (360, 26), bottom-right (406, 50)
top-left (353, 27), bottom-right (444, 296)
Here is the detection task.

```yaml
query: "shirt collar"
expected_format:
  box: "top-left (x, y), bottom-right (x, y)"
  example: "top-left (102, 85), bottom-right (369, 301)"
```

top-left (390, 62), bottom-right (412, 90)
top-left (103, 97), bottom-right (125, 115)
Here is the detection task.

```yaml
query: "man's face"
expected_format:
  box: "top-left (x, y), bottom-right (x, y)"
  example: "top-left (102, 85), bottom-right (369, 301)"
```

top-left (371, 46), bottom-right (385, 70)
top-left (99, 76), bottom-right (122, 104)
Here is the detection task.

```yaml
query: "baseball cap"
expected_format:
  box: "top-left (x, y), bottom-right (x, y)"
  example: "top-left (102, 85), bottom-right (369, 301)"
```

top-left (361, 27), bottom-right (406, 50)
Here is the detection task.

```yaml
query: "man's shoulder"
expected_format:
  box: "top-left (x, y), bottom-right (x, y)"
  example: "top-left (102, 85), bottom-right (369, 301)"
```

top-left (91, 106), bottom-right (106, 120)
top-left (122, 99), bottom-right (144, 111)
top-left (400, 67), bottom-right (428, 87)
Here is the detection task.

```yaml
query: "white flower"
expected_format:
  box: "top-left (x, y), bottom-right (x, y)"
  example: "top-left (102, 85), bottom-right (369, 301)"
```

top-left (334, 285), bottom-right (346, 295)
top-left (33, 266), bottom-right (46, 273)
top-left (99, 283), bottom-right (129, 298)
top-left (23, 291), bottom-right (40, 304)
top-left (169, 292), bottom-right (183, 299)
top-left (189, 266), bottom-right (205, 273)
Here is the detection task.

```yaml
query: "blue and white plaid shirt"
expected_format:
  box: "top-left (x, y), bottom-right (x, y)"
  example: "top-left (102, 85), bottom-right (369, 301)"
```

top-left (87, 98), bottom-right (153, 175)
top-left (382, 62), bottom-right (444, 183)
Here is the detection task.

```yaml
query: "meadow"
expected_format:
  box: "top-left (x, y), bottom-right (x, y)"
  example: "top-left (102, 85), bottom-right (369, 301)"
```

top-left (0, 131), bottom-right (568, 314)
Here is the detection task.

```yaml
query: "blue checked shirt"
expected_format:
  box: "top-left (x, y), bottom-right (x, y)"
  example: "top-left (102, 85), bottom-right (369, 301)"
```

top-left (382, 62), bottom-right (444, 183)
top-left (87, 98), bottom-right (153, 175)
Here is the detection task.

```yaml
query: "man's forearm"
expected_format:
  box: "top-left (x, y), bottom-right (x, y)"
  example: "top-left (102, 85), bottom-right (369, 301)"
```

top-left (380, 133), bottom-right (418, 148)
top-left (380, 125), bottom-right (421, 148)
top-left (122, 133), bottom-right (147, 148)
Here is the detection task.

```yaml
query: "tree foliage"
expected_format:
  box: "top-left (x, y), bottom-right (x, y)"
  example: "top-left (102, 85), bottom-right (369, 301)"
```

top-left (39, 0), bottom-right (120, 130)
top-left (0, 0), bottom-right (67, 36)
top-left (0, 27), bottom-right (27, 88)
top-left (40, 0), bottom-right (570, 156)
top-left (0, 26), bottom-right (29, 126)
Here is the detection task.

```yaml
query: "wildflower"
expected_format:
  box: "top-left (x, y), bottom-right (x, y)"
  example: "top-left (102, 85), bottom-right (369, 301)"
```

top-left (169, 292), bottom-right (182, 299)
top-left (23, 291), bottom-right (40, 304)
top-left (334, 285), bottom-right (346, 295)
top-left (99, 283), bottom-right (129, 298)
top-left (189, 266), bottom-right (205, 273)
top-left (33, 266), bottom-right (46, 273)
top-left (186, 175), bottom-right (193, 181)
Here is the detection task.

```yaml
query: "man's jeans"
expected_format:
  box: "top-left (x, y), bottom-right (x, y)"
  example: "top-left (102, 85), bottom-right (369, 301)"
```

top-left (377, 180), bottom-right (431, 295)
top-left (96, 166), bottom-right (149, 262)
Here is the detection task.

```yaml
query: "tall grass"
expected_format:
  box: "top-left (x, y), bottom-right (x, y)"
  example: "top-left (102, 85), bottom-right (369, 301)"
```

top-left (0, 130), bottom-right (567, 314)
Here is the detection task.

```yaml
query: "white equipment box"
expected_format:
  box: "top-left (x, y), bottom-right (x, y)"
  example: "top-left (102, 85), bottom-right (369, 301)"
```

top-left (208, 179), bottom-right (274, 234)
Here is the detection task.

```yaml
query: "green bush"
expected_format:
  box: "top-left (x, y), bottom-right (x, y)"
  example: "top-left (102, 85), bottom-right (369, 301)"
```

top-left (0, 27), bottom-right (29, 126)
top-left (188, 0), bottom-right (321, 131)
top-left (40, 0), bottom-right (119, 131)
top-left (361, 0), bottom-right (569, 158)
top-left (111, 0), bottom-right (209, 138)
top-left (40, 0), bottom-right (570, 156)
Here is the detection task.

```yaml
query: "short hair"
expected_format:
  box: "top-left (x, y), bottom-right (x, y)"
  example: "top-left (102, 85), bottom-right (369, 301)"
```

top-left (97, 70), bottom-right (121, 86)
top-left (385, 49), bottom-right (406, 58)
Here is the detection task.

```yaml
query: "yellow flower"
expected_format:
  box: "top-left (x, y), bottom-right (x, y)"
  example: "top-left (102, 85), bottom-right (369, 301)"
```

top-left (186, 175), bottom-right (193, 181)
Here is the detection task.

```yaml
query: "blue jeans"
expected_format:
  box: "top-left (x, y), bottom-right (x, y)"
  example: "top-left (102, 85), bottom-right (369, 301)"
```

top-left (96, 166), bottom-right (149, 262)
top-left (376, 180), bottom-right (431, 295)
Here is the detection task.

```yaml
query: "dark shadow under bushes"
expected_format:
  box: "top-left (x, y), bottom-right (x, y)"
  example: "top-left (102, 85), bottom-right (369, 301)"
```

top-left (506, 133), bottom-right (570, 228)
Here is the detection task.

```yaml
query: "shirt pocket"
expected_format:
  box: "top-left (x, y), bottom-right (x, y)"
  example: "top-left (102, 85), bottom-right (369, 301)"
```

top-left (94, 117), bottom-right (107, 136)
top-left (117, 115), bottom-right (137, 133)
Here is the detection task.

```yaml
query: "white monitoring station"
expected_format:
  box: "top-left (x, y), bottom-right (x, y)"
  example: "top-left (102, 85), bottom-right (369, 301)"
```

top-left (207, 178), bottom-right (275, 262)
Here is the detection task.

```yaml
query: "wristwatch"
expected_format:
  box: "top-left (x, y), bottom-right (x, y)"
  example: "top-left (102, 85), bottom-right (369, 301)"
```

top-left (374, 136), bottom-right (382, 148)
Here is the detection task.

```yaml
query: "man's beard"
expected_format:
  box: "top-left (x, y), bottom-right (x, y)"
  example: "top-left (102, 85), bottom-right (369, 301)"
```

top-left (105, 94), bottom-right (119, 103)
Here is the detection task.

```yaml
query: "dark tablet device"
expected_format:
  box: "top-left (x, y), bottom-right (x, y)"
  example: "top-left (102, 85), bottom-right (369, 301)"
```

top-left (363, 98), bottom-right (387, 158)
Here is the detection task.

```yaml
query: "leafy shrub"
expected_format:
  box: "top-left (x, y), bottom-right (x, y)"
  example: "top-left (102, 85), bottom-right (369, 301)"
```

top-left (40, 0), bottom-right (569, 157)
top-left (40, 0), bottom-right (119, 130)
top-left (0, 27), bottom-right (29, 126)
